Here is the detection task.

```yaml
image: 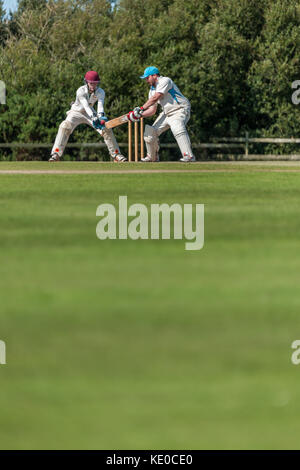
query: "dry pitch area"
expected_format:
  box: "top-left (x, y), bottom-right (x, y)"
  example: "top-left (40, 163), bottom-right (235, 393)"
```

top-left (1, 160), bottom-right (300, 174)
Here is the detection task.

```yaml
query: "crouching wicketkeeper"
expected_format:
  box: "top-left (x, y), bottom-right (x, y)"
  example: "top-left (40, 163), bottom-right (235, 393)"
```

top-left (49, 71), bottom-right (127, 162)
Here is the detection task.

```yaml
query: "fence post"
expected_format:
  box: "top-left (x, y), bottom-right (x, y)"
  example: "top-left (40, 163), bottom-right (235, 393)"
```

top-left (245, 131), bottom-right (249, 157)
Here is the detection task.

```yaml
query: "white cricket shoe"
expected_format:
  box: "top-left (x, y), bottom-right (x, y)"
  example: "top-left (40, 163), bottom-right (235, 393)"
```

top-left (141, 154), bottom-right (159, 162)
top-left (179, 153), bottom-right (196, 162)
top-left (113, 154), bottom-right (127, 162)
top-left (49, 153), bottom-right (61, 162)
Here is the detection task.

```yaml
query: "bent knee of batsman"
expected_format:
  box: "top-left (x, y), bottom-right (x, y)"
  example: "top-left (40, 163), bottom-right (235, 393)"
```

top-left (169, 119), bottom-right (188, 138)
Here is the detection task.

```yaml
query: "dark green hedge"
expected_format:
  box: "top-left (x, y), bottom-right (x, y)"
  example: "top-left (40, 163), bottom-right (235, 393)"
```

top-left (1, 0), bottom-right (300, 159)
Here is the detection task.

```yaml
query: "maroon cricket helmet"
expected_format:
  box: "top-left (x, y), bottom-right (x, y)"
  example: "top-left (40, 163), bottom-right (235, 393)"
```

top-left (84, 71), bottom-right (100, 83)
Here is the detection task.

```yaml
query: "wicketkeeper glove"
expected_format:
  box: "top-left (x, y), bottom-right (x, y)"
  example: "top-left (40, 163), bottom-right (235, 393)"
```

top-left (92, 116), bottom-right (102, 129)
top-left (98, 113), bottom-right (108, 130)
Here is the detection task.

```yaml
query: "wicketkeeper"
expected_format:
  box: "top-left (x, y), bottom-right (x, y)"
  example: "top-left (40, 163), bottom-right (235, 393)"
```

top-left (127, 66), bottom-right (195, 162)
top-left (49, 71), bottom-right (127, 162)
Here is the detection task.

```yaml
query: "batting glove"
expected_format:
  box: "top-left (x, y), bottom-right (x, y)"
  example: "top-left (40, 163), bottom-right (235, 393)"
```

top-left (127, 111), bottom-right (139, 122)
top-left (127, 107), bottom-right (144, 122)
top-left (133, 107), bottom-right (144, 118)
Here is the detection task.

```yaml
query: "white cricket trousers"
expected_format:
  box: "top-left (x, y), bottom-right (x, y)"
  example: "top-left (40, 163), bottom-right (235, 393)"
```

top-left (144, 106), bottom-right (194, 159)
top-left (51, 109), bottom-right (121, 158)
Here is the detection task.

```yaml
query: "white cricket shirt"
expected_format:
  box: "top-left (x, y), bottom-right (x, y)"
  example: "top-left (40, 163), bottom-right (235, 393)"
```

top-left (148, 76), bottom-right (190, 115)
top-left (71, 85), bottom-right (105, 118)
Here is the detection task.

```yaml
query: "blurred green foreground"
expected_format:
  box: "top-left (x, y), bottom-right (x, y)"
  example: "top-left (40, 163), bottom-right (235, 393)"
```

top-left (1, 163), bottom-right (300, 449)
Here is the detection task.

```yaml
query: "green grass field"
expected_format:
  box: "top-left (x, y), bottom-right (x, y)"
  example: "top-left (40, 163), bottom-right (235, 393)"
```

top-left (1, 162), bottom-right (300, 449)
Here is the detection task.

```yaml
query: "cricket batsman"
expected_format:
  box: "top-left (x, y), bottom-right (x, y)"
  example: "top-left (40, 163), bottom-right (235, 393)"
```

top-left (49, 71), bottom-right (127, 162)
top-left (127, 66), bottom-right (195, 162)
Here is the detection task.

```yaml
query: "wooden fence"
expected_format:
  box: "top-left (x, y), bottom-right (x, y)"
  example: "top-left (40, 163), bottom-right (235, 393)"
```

top-left (1, 133), bottom-right (300, 159)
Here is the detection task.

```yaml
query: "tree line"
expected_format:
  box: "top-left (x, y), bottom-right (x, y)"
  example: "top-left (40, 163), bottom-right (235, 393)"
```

top-left (0, 0), bottom-right (300, 160)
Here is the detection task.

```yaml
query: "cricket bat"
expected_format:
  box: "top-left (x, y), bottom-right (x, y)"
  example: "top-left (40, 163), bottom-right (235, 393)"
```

top-left (105, 114), bottom-right (129, 129)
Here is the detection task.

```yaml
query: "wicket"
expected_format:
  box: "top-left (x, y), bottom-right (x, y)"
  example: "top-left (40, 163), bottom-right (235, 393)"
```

top-left (128, 117), bottom-right (144, 162)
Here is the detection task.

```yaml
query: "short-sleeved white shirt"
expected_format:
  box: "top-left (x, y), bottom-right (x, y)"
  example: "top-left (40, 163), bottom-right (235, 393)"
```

top-left (71, 85), bottom-right (105, 118)
top-left (148, 76), bottom-right (190, 115)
